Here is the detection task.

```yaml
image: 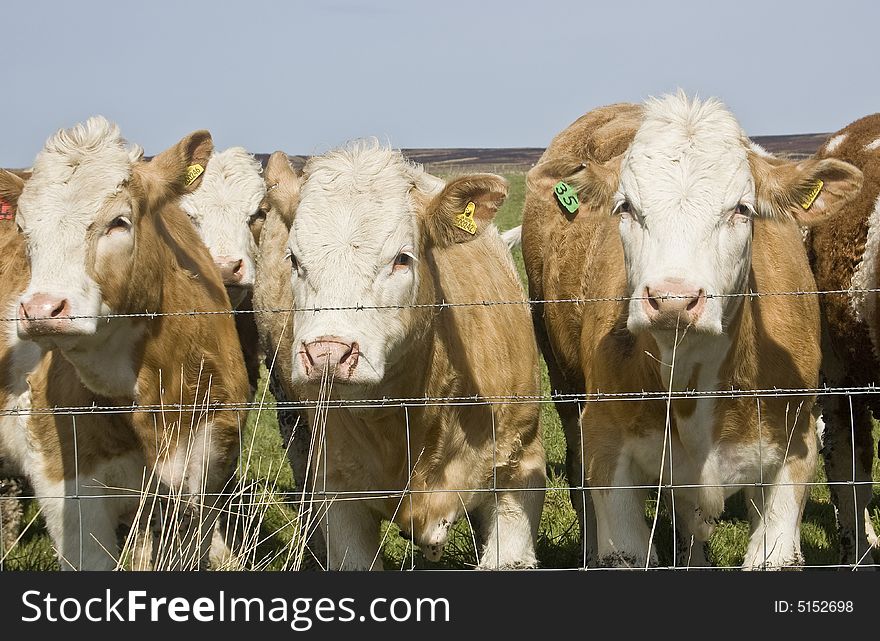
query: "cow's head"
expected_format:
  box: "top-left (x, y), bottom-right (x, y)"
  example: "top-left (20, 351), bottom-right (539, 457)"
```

top-left (529, 93), bottom-right (862, 338)
top-left (263, 142), bottom-right (506, 396)
top-left (0, 116), bottom-right (213, 344)
top-left (178, 147), bottom-right (267, 307)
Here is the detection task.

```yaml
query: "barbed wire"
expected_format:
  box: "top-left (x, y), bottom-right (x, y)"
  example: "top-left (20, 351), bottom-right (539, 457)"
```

top-left (2, 286), bottom-right (879, 322)
top-left (1, 477), bottom-right (873, 503)
top-left (2, 385), bottom-right (878, 417)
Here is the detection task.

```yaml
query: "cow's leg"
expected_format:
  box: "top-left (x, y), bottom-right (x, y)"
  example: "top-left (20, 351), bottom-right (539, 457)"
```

top-left (476, 461), bottom-right (545, 570)
top-left (531, 306), bottom-right (595, 566)
top-left (592, 482), bottom-right (654, 568)
top-left (664, 491), bottom-right (710, 568)
top-left (821, 394), bottom-right (877, 568)
top-left (743, 419), bottom-right (817, 570)
top-left (38, 478), bottom-right (119, 571)
top-left (321, 496), bottom-right (382, 571)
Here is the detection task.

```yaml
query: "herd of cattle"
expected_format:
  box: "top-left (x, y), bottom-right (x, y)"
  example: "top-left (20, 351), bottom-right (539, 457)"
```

top-left (0, 91), bottom-right (878, 571)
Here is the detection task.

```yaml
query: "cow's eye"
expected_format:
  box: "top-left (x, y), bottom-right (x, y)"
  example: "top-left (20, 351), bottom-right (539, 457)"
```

top-left (613, 200), bottom-right (632, 217)
top-left (106, 216), bottom-right (131, 235)
top-left (731, 203), bottom-right (753, 224)
top-left (393, 251), bottom-right (413, 271)
top-left (249, 208), bottom-right (267, 225)
top-left (286, 250), bottom-right (299, 272)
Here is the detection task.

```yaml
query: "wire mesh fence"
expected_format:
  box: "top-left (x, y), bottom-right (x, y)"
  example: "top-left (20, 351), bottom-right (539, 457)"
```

top-left (0, 288), bottom-right (878, 571)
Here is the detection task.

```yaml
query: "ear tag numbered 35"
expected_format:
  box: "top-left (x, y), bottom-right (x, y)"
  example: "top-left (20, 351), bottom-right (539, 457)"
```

top-left (454, 201), bottom-right (478, 235)
top-left (554, 181), bottom-right (579, 214)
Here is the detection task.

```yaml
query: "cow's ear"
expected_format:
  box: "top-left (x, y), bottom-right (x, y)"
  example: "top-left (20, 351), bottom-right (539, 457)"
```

top-left (423, 173), bottom-right (507, 247)
top-left (750, 152), bottom-right (863, 226)
top-left (264, 151), bottom-right (301, 229)
top-left (134, 130), bottom-right (214, 204)
top-left (0, 169), bottom-right (26, 213)
top-left (526, 154), bottom-right (622, 216)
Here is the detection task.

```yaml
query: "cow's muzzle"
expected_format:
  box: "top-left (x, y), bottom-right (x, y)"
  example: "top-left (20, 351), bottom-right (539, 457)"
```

top-left (300, 336), bottom-right (360, 381)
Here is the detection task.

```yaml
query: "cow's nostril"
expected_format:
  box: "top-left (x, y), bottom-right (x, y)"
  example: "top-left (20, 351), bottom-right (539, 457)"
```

top-left (50, 300), bottom-right (69, 318)
top-left (18, 302), bottom-right (29, 320)
top-left (233, 259), bottom-right (244, 276)
top-left (645, 288), bottom-right (660, 311)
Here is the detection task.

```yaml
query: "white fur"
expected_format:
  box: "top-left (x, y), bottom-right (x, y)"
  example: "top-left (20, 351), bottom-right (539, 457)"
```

top-left (849, 193), bottom-right (880, 358)
top-left (53, 319), bottom-right (145, 398)
top-left (16, 116), bottom-right (142, 337)
top-left (287, 141), bottom-right (436, 390)
top-left (864, 137), bottom-right (880, 152)
top-left (501, 225), bottom-right (522, 250)
top-left (179, 147), bottom-right (266, 304)
top-left (825, 133), bottom-right (848, 153)
top-left (616, 92), bottom-right (755, 336)
top-left (30, 452), bottom-right (144, 571)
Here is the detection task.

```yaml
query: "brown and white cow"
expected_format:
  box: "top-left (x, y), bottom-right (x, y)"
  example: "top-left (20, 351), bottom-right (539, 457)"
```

top-left (178, 147), bottom-right (267, 394)
top-left (253, 142), bottom-right (546, 570)
top-left (809, 115), bottom-right (880, 568)
top-left (522, 94), bottom-right (862, 568)
top-left (0, 117), bottom-right (249, 570)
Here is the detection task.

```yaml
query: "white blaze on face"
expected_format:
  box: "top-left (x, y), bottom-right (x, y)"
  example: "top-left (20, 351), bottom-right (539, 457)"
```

top-left (615, 93), bottom-right (756, 336)
top-left (15, 116), bottom-right (142, 337)
top-left (287, 143), bottom-right (436, 390)
top-left (178, 147), bottom-right (266, 305)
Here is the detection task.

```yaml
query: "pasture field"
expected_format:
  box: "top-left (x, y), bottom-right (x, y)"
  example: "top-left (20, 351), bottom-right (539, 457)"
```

top-left (3, 172), bottom-right (879, 571)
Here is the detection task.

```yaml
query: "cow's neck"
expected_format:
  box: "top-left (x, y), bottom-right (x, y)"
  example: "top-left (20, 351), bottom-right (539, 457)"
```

top-left (652, 291), bottom-right (751, 461)
top-left (651, 328), bottom-right (732, 467)
top-left (56, 318), bottom-right (147, 399)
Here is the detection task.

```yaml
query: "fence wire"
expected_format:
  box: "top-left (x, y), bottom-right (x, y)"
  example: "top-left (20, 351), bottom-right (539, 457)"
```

top-left (0, 288), bottom-right (878, 572)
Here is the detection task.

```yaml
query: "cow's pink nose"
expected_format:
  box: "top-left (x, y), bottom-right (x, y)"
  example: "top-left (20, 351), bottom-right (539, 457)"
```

top-left (215, 256), bottom-right (245, 285)
top-left (642, 282), bottom-right (706, 327)
top-left (18, 294), bottom-right (72, 335)
top-left (302, 337), bottom-right (360, 380)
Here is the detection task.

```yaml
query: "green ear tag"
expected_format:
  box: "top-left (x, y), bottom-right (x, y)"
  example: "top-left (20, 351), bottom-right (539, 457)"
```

top-left (554, 181), bottom-right (579, 214)
top-left (800, 179), bottom-right (824, 210)
top-left (454, 201), bottom-right (478, 235)
top-left (184, 163), bottom-right (205, 186)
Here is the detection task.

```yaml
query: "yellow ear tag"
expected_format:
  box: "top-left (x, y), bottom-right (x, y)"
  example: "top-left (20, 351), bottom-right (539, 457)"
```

top-left (800, 179), bottom-right (824, 210)
top-left (184, 163), bottom-right (205, 186)
top-left (454, 201), bottom-right (477, 235)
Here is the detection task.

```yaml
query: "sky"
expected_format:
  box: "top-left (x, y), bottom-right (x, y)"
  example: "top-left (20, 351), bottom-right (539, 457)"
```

top-left (2, 0), bottom-right (878, 166)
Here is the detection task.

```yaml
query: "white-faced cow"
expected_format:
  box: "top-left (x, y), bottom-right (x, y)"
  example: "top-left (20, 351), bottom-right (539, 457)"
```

top-left (522, 94), bottom-right (862, 568)
top-left (178, 147), bottom-right (267, 393)
top-left (253, 142), bottom-right (546, 570)
top-left (0, 117), bottom-right (249, 570)
top-left (809, 114), bottom-right (880, 568)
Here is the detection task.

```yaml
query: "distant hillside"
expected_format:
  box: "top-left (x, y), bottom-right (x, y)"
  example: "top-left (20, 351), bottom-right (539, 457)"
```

top-left (257, 132), bottom-right (830, 173)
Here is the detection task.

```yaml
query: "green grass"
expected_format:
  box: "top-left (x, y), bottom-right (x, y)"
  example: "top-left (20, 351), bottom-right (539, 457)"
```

top-left (2, 172), bottom-right (879, 571)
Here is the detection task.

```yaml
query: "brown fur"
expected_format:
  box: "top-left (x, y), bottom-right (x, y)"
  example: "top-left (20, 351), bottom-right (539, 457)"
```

top-left (808, 113), bottom-right (880, 565)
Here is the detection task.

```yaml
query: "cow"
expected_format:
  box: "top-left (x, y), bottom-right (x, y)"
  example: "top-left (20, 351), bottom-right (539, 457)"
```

top-left (809, 115), bottom-right (880, 568)
top-left (522, 93), bottom-right (863, 568)
top-left (178, 147), bottom-right (267, 395)
top-left (0, 117), bottom-right (250, 570)
top-left (253, 142), bottom-right (546, 570)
